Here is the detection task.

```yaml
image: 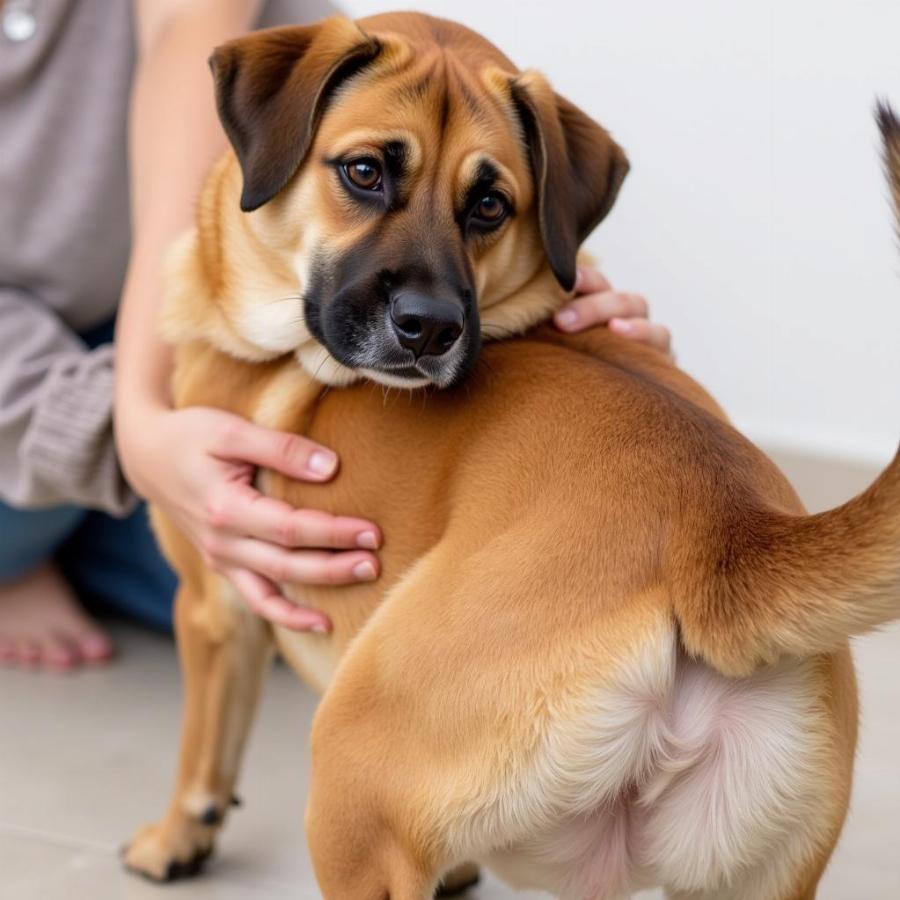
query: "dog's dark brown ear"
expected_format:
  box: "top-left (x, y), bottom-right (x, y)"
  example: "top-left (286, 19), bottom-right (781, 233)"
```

top-left (210, 17), bottom-right (381, 212)
top-left (511, 72), bottom-right (629, 291)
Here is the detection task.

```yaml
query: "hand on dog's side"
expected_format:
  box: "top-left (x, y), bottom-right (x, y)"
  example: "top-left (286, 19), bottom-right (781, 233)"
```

top-left (554, 265), bottom-right (673, 357)
top-left (121, 406), bottom-right (381, 632)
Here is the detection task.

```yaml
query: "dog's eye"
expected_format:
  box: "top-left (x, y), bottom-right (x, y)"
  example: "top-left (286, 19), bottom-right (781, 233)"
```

top-left (344, 159), bottom-right (383, 192)
top-left (472, 192), bottom-right (509, 225)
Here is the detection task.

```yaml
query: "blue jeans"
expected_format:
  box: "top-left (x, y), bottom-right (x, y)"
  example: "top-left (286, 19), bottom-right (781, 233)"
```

top-left (0, 502), bottom-right (175, 632)
top-left (0, 319), bottom-right (175, 632)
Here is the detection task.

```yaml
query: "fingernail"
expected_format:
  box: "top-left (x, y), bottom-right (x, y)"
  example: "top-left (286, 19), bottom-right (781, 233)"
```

top-left (310, 623), bottom-right (329, 634)
top-left (353, 561), bottom-right (377, 581)
top-left (574, 267), bottom-right (585, 290)
top-left (555, 308), bottom-right (579, 329)
top-left (610, 318), bottom-right (633, 334)
top-left (308, 450), bottom-right (337, 476)
top-left (356, 531), bottom-right (379, 550)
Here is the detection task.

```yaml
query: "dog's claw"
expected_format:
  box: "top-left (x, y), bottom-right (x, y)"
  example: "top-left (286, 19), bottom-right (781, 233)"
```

top-left (162, 847), bottom-right (212, 882)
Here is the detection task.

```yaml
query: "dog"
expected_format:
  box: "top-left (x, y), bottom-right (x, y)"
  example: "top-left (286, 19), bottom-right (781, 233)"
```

top-left (123, 12), bottom-right (900, 899)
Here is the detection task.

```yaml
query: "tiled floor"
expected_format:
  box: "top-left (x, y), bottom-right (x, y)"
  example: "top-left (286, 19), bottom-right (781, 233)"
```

top-left (1, 451), bottom-right (899, 899)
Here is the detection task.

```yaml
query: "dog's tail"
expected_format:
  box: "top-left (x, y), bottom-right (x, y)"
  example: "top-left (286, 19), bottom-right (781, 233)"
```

top-left (678, 104), bottom-right (900, 677)
top-left (878, 100), bottom-right (900, 230)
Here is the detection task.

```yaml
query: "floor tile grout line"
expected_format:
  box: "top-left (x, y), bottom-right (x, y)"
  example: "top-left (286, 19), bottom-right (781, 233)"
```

top-left (0, 820), bottom-right (321, 895)
top-left (0, 820), bottom-right (115, 854)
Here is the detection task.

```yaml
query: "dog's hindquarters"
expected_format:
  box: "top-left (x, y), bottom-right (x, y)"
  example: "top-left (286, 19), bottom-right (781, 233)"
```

top-left (305, 521), bottom-right (857, 900)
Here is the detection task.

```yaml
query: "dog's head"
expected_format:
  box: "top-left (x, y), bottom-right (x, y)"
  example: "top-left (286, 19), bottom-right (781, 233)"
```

top-left (209, 13), bottom-right (628, 387)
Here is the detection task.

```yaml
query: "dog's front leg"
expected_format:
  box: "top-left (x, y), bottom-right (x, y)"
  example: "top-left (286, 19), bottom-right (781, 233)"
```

top-left (124, 578), bottom-right (273, 881)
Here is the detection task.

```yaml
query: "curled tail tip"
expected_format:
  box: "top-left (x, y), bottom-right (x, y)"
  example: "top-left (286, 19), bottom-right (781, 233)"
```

top-left (876, 100), bottom-right (900, 175)
top-left (876, 99), bottom-right (900, 238)
top-left (875, 99), bottom-right (900, 179)
top-left (876, 99), bottom-right (900, 141)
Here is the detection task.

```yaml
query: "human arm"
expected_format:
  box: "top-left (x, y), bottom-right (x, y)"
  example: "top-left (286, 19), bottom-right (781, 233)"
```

top-left (0, 288), bottom-right (131, 512)
top-left (114, 0), bottom-right (381, 632)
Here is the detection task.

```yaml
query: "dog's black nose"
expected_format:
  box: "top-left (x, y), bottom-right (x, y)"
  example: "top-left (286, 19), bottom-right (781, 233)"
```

top-left (389, 292), bottom-right (464, 358)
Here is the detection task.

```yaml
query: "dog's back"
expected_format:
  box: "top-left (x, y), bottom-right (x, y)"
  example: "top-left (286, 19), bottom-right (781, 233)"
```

top-left (274, 311), bottom-right (897, 677)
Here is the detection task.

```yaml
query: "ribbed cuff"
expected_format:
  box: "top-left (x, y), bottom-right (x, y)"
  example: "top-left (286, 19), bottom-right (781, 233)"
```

top-left (20, 345), bottom-right (137, 516)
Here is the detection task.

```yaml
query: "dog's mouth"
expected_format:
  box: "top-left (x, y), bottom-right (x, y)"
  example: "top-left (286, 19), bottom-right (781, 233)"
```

top-left (304, 283), bottom-right (480, 389)
top-left (356, 347), bottom-right (468, 389)
top-left (353, 338), bottom-right (467, 389)
top-left (357, 363), bottom-right (434, 389)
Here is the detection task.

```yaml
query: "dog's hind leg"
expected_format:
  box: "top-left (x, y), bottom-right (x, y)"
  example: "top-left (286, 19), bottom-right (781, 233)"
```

top-left (303, 541), bottom-right (570, 899)
top-left (303, 625), bottom-right (472, 896)
top-left (124, 578), bottom-right (273, 881)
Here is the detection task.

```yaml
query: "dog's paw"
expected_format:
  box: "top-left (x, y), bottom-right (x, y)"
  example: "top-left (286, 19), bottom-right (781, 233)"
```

top-left (436, 862), bottom-right (481, 897)
top-left (122, 821), bottom-right (214, 883)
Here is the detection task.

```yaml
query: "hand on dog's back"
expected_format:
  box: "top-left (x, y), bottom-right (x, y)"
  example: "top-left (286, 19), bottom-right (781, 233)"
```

top-left (555, 266), bottom-right (672, 357)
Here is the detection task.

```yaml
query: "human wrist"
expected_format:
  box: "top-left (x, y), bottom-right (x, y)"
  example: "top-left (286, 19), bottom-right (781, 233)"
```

top-left (114, 392), bottom-right (172, 494)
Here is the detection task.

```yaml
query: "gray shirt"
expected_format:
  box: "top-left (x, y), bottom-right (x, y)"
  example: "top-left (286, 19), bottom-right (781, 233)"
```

top-left (0, 0), bottom-right (334, 514)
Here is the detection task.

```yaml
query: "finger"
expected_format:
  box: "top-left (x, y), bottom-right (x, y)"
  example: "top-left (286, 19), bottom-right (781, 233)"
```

top-left (573, 265), bottom-right (612, 295)
top-left (212, 416), bottom-right (339, 482)
top-left (609, 318), bottom-right (672, 354)
top-left (209, 481), bottom-right (381, 550)
top-left (220, 537), bottom-right (380, 588)
top-left (555, 291), bottom-right (649, 332)
top-left (227, 568), bottom-right (332, 632)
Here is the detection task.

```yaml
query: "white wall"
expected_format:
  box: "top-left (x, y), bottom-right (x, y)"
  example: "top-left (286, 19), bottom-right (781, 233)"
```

top-left (346, 0), bottom-right (900, 466)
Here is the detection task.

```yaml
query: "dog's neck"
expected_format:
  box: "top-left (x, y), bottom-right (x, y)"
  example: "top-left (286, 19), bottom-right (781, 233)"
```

top-left (159, 157), bottom-right (310, 363)
top-left (480, 265), bottom-right (571, 342)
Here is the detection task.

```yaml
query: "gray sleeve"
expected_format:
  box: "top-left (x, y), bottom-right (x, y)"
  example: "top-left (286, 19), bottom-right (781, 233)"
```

top-left (0, 288), bottom-right (136, 515)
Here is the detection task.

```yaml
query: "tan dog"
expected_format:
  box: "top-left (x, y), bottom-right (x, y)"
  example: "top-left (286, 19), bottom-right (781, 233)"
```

top-left (124, 13), bottom-right (900, 899)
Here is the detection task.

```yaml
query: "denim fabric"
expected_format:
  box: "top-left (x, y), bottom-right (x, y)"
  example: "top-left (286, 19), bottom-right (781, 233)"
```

top-left (0, 317), bottom-right (175, 631)
top-left (0, 503), bottom-right (85, 582)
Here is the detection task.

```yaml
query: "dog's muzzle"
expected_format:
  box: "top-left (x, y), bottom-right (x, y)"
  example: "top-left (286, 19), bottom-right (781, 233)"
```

top-left (304, 261), bottom-right (479, 388)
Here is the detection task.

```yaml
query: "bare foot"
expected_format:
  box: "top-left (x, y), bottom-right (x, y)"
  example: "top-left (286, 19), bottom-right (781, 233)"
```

top-left (0, 563), bottom-right (114, 671)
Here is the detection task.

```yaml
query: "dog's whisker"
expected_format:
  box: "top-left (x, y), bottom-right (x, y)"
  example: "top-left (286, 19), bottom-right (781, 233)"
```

top-left (310, 348), bottom-right (331, 383)
top-left (261, 294), bottom-right (303, 306)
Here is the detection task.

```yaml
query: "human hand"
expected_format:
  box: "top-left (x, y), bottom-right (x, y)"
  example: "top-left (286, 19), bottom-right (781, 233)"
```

top-left (553, 266), bottom-right (672, 356)
top-left (118, 405), bottom-right (381, 633)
